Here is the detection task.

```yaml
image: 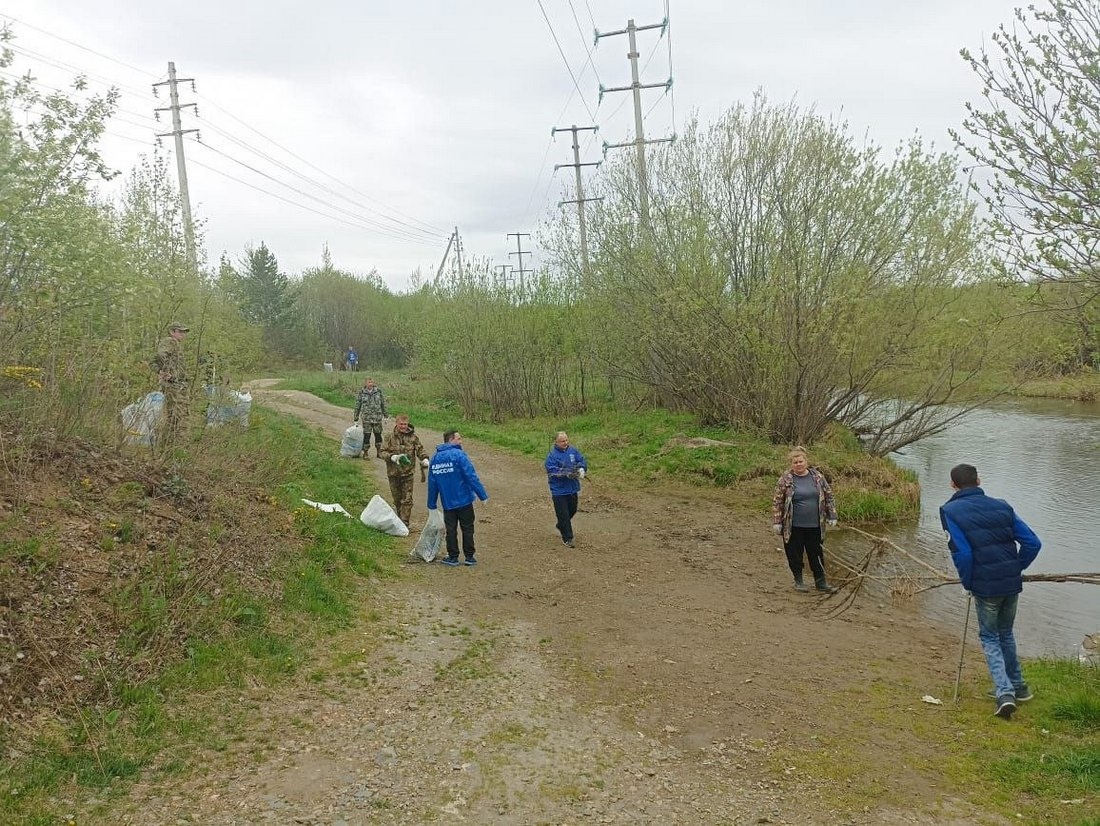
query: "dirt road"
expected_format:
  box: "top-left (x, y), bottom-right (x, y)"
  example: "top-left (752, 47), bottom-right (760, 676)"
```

top-left (113, 384), bottom-right (990, 825)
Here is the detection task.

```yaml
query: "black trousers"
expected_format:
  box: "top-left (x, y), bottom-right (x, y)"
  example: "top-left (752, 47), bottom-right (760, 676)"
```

top-left (443, 504), bottom-right (476, 560)
top-left (552, 493), bottom-right (578, 542)
top-left (784, 525), bottom-right (826, 583)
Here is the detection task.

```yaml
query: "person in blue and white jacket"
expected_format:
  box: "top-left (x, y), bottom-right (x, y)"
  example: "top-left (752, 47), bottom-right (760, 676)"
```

top-left (427, 430), bottom-right (489, 567)
top-left (940, 463), bottom-right (1041, 720)
top-left (545, 431), bottom-right (588, 548)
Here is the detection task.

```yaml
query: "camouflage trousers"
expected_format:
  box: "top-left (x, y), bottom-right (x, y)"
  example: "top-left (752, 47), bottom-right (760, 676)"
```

top-left (159, 382), bottom-right (190, 446)
top-left (388, 474), bottom-right (415, 526)
top-left (360, 419), bottom-right (383, 453)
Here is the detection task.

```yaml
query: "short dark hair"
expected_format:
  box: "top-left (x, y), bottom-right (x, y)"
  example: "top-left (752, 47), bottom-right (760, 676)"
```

top-left (950, 463), bottom-right (979, 488)
top-left (443, 430), bottom-right (459, 443)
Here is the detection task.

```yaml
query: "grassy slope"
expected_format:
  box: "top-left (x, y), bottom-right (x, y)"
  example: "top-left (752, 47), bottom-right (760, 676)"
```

top-left (0, 408), bottom-right (396, 824)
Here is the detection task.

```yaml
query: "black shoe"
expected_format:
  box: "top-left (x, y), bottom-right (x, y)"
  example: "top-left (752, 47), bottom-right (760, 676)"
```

top-left (463, 557), bottom-right (477, 566)
top-left (986, 686), bottom-right (1034, 702)
top-left (815, 582), bottom-right (838, 594)
top-left (562, 538), bottom-right (575, 548)
top-left (994, 695), bottom-right (1017, 719)
top-left (793, 580), bottom-right (810, 592)
top-left (440, 557), bottom-right (460, 567)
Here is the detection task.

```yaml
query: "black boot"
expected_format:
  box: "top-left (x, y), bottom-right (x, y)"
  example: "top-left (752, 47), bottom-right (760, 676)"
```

top-left (815, 577), bottom-right (838, 594)
top-left (793, 576), bottom-right (809, 592)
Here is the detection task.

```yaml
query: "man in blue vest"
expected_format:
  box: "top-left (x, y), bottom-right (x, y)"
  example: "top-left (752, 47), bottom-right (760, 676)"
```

top-left (940, 463), bottom-right (1041, 720)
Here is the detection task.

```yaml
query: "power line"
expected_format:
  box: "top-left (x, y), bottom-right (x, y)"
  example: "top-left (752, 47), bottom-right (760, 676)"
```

top-left (189, 154), bottom-right (438, 246)
top-left (0, 14), bottom-right (160, 80)
top-left (1, 14), bottom-right (449, 240)
top-left (193, 92), bottom-right (450, 237)
top-left (565, 0), bottom-right (602, 88)
top-left (6, 43), bottom-right (158, 100)
top-left (196, 140), bottom-right (446, 244)
top-left (581, 0), bottom-right (598, 30)
top-left (196, 118), bottom-right (442, 242)
top-left (535, 0), bottom-right (597, 123)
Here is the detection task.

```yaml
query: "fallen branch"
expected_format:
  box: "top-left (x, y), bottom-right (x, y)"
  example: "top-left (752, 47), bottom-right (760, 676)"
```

top-left (820, 526), bottom-right (1100, 618)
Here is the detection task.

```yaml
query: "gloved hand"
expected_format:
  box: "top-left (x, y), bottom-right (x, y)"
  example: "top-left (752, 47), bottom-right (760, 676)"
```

top-left (390, 454), bottom-right (405, 464)
top-left (772, 524), bottom-right (783, 535)
top-left (421, 458), bottom-right (429, 468)
top-left (827, 519), bottom-right (837, 528)
top-left (578, 468), bottom-right (586, 479)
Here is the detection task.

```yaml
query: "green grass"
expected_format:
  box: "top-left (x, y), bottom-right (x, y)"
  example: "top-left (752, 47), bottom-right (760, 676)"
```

top-left (0, 406), bottom-right (396, 823)
top-left (277, 368), bottom-right (919, 522)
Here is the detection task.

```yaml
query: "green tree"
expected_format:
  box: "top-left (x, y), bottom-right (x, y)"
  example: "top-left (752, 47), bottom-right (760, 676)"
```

top-left (238, 243), bottom-right (294, 326)
top-left (546, 96), bottom-right (1004, 452)
top-left (954, 0), bottom-right (1100, 367)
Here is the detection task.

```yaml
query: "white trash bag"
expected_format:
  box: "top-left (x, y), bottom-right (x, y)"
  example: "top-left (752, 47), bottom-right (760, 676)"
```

top-left (341, 423), bottom-right (364, 457)
top-left (410, 508), bottom-right (445, 562)
top-left (359, 495), bottom-right (409, 537)
top-left (122, 391), bottom-right (165, 447)
top-left (232, 390), bottom-right (252, 428)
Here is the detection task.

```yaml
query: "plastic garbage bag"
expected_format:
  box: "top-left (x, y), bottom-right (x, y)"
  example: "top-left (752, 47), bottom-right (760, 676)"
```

top-left (233, 390), bottom-right (252, 428)
top-left (341, 424), bottom-right (364, 457)
top-left (122, 391), bottom-right (165, 447)
top-left (359, 495), bottom-right (409, 537)
top-left (410, 508), bottom-right (445, 562)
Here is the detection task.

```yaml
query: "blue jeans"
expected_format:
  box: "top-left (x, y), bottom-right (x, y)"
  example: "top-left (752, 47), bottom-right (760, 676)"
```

top-left (974, 594), bottom-right (1025, 698)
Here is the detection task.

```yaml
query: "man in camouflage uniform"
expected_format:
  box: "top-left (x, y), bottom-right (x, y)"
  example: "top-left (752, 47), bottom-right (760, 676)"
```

top-left (379, 414), bottom-right (428, 527)
top-left (352, 376), bottom-right (387, 458)
top-left (152, 321), bottom-right (190, 443)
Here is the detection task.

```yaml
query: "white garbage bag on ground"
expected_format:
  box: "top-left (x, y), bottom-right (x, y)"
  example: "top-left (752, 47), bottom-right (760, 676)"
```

top-left (233, 390), bottom-right (252, 428)
top-left (341, 424), bottom-right (364, 457)
top-left (122, 391), bottom-right (165, 447)
top-left (360, 495), bottom-right (409, 537)
top-left (410, 508), bottom-right (445, 562)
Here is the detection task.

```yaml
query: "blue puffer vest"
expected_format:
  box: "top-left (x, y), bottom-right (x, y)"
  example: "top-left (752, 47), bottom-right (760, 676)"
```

top-left (940, 487), bottom-right (1024, 597)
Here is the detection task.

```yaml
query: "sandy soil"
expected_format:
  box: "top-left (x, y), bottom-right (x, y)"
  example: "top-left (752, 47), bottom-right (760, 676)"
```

top-left (105, 383), bottom-right (1002, 825)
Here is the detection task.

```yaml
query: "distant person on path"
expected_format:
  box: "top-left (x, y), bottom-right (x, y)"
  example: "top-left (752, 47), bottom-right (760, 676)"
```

top-left (353, 376), bottom-right (388, 458)
top-left (344, 346), bottom-right (358, 371)
top-left (940, 463), bottom-right (1041, 720)
top-left (427, 430), bottom-right (489, 567)
top-left (379, 414), bottom-right (428, 528)
top-left (545, 431), bottom-right (587, 548)
top-left (771, 446), bottom-right (839, 593)
top-left (151, 321), bottom-right (190, 443)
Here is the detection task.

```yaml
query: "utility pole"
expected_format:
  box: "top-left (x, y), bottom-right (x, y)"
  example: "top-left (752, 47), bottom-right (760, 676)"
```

top-left (552, 125), bottom-right (603, 276)
top-left (596, 19), bottom-right (674, 227)
top-left (154, 62), bottom-right (199, 272)
top-left (434, 231), bottom-right (456, 285)
top-left (453, 225), bottom-right (464, 279)
top-left (507, 233), bottom-right (533, 294)
top-left (493, 264), bottom-right (512, 290)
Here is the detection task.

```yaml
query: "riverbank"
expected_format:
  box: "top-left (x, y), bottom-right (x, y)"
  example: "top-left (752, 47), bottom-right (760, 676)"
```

top-left (280, 368), bottom-right (921, 524)
top-left (1015, 370), bottom-right (1099, 402)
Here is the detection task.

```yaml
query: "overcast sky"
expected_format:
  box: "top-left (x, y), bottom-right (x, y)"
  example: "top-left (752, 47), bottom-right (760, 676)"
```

top-left (1, 0), bottom-right (1022, 291)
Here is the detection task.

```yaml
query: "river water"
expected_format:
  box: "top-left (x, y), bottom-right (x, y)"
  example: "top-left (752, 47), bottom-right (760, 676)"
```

top-left (829, 396), bottom-right (1100, 658)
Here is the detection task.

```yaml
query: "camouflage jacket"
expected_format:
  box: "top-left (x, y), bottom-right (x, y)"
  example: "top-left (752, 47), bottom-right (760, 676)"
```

top-left (379, 425), bottom-right (427, 478)
top-left (152, 336), bottom-right (186, 385)
top-left (353, 387), bottom-right (387, 423)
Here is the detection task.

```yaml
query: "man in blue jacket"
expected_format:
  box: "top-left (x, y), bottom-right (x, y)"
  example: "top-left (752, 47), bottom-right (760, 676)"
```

top-left (545, 431), bottom-right (587, 548)
top-left (427, 430), bottom-right (489, 567)
top-left (940, 463), bottom-right (1041, 720)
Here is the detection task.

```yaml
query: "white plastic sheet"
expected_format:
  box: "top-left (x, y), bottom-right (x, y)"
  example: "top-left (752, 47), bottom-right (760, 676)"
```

top-left (301, 499), bottom-right (352, 518)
